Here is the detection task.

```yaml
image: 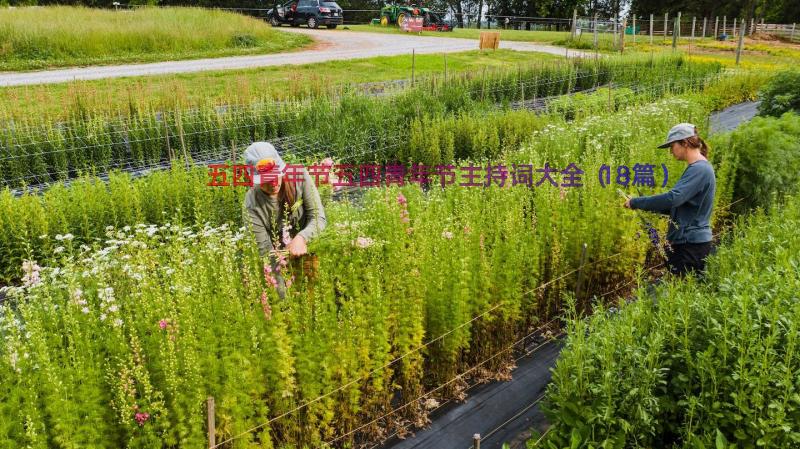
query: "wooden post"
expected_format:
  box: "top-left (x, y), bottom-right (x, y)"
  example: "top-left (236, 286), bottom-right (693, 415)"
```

top-left (473, 433), bottom-right (481, 449)
top-left (411, 49), bottom-right (415, 85)
top-left (649, 14), bottom-right (654, 44)
top-left (714, 16), bottom-right (718, 39)
top-left (733, 18), bottom-right (737, 38)
top-left (207, 397), bottom-right (216, 449)
top-left (575, 243), bottom-right (588, 301)
top-left (664, 12), bottom-right (668, 42)
top-left (593, 14), bottom-right (598, 50)
top-left (672, 14), bottom-right (680, 50)
top-left (750, 17), bottom-right (755, 35)
top-left (791, 23), bottom-right (796, 41)
top-left (702, 17), bottom-right (707, 38)
top-left (735, 19), bottom-right (745, 65)
top-left (620, 18), bottom-right (627, 53)
top-left (632, 15), bottom-right (636, 43)
top-left (164, 115), bottom-right (173, 162)
top-left (612, 16), bottom-right (618, 50)
top-left (723, 16), bottom-right (726, 36)
top-left (691, 17), bottom-right (696, 42)
top-left (570, 8), bottom-right (577, 40)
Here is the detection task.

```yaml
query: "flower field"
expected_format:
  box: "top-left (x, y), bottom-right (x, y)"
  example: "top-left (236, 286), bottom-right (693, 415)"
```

top-left (0, 55), bottom-right (722, 190)
top-left (0, 52), bottom-right (789, 449)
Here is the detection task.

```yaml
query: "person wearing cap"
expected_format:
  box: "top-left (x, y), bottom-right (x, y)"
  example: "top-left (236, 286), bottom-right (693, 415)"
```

top-left (623, 123), bottom-right (716, 277)
top-left (242, 142), bottom-right (326, 299)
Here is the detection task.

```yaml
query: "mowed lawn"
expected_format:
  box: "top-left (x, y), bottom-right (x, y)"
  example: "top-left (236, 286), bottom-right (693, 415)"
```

top-left (0, 49), bottom-right (557, 119)
top-left (343, 24), bottom-right (571, 43)
top-left (0, 6), bottom-right (312, 71)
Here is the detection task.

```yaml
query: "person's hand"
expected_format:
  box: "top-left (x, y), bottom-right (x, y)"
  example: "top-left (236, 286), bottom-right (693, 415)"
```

top-left (286, 235), bottom-right (307, 257)
top-left (623, 198), bottom-right (632, 209)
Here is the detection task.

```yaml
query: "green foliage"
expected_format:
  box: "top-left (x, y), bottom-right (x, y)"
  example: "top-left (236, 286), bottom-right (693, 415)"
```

top-left (541, 192), bottom-right (800, 447)
top-left (0, 6), bottom-right (312, 71)
top-left (0, 54), bottom-right (722, 190)
top-left (0, 93), bottom-right (746, 448)
top-left (709, 112), bottom-right (800, 212)
top-left (757, 70), bottom-right (800, 117)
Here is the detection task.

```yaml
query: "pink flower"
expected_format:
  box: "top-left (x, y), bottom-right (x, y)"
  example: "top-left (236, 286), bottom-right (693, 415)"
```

top-left (264, 264), bottom-right (272, 274)
top-left (158, 320), bottom-right (168, 330)
top-left (397, 193), bottom-right (407, 206)
top-left (134, 412), bottom-right (150, 426)
top-left (321, 157), bottom-right (335, 168)
top-left (354, 236), bottom-right (375, 249)
top-left (260, 291), bottom-right (272, 320)
top-left (463, 226), bottom-right (471, 234)
top-left (285, 275), bottom-right (295, 288)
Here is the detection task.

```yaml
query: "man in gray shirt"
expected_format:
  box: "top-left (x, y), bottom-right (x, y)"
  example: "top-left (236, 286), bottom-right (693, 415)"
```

top-left (242, 142), bottom-right (327, 299)
top-left (624, 123), bottom-right (716, 277)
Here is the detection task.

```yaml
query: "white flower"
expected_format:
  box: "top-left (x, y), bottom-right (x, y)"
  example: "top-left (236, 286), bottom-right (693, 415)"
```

top-left (54, 246), bottom-right (65, 254)
top-left (113, 319), bottom-right (123, 327)
top-left (98, 287), bottom-right (115, 302)
top-left (55, 234), bottom-right (64, 241)
top-left (108, 305), bottom-right (119, 313)
top-left (353, 237), bottom-right (375, 249)
top-left (81, 307), bottom-right (90, 314)
top-left (99, 313), bottom-right (107, 321)
top-left (442, 231), bottom-right (454, 240)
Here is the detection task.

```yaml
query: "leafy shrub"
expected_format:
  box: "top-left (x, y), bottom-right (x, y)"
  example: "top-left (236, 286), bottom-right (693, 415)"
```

top-left (757, 70), bottom-right (800, 117)
top-left (709, 112), bottom-right (800, 212)
top-left (542, 192), bottom-right (800, 448)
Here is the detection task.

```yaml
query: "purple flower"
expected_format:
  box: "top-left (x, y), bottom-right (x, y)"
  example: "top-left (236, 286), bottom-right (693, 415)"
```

top-left (158, 319), bottom-right (168, 330)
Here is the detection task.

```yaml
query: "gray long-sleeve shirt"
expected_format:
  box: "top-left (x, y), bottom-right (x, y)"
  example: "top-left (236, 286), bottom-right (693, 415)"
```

top-left (243, 169), bottom-right (327, 258)
top-left (630, 160), bottom-right (715, 244)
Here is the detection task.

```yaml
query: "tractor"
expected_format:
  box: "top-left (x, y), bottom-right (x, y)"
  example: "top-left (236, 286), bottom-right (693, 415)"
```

top-left (373, 2), bottom-right (453, 31)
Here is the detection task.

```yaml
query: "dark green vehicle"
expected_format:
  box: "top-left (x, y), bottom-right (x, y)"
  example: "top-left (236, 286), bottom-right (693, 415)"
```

top-left (373, 2), bottom-right (453, 31)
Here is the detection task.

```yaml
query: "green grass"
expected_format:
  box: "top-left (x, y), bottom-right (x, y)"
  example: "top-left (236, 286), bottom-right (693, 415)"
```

top-left (0, 49), bottom-right (557, 120)
top-left (0, 6), bottom-right (312, 71)
top-left (343, 24), bottom-right (569, 43)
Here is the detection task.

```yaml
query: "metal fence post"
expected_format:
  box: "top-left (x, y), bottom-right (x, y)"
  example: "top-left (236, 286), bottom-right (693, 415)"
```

top-left (473, 434), bottom-right (481, 449)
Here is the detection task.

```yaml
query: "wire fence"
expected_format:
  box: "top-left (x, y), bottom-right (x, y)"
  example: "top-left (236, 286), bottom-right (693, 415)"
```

top-left (210, 245), bottom-right (640, 449)
top-left (3, 70), bottom-right (720, 194)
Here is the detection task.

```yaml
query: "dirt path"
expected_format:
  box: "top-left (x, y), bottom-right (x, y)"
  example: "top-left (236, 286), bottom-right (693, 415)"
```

top-left (0, 28), bottom-right (587, 87)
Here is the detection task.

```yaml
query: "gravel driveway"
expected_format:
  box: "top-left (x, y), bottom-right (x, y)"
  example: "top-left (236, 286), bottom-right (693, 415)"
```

top-left (0, 28), bottom-right (587, 87)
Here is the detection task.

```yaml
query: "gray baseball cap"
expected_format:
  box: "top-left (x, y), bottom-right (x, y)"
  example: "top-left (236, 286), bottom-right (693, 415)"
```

top-left (242, 142), bottom-right (286, 185)
top-left (658, 123), bottom-right (697, 148)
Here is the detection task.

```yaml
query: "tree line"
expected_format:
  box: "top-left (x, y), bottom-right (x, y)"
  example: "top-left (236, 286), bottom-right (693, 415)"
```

top-left (1, 0), bottom-right (797, 29)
